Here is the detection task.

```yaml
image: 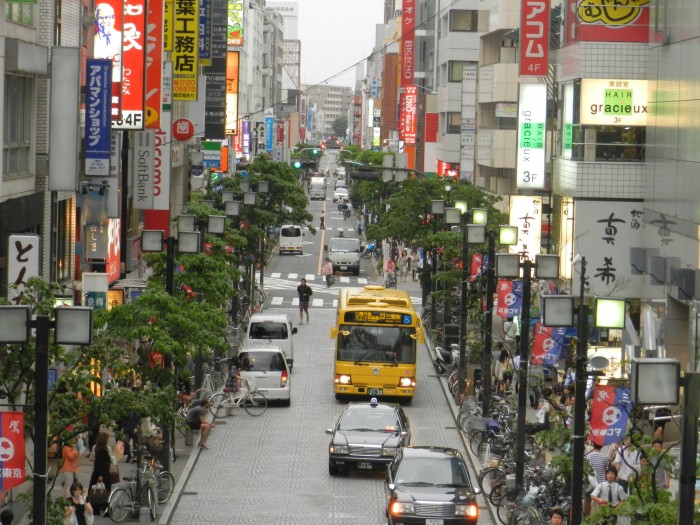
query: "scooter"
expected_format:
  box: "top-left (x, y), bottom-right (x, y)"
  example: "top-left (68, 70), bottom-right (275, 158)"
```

top-left (433, 343), bottom-right (459, 375)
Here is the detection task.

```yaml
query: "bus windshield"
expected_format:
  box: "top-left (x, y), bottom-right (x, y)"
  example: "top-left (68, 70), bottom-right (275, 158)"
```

top-left (337, 325), bottom-right (416, 364)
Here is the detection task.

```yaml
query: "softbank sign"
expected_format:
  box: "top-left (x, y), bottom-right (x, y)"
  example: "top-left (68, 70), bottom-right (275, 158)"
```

top-left (580, 79), bottom-right (648, 126)
top-left (516, 83), bottom-right (546, 190)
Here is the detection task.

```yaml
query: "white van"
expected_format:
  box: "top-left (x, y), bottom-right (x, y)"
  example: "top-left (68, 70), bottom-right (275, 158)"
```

top-left (279, 224), bottom-right (304, 254)
top-left (309, 176), bottom-right (326, 200)
top-left (238, 347), bottom-right (291, 406)
top-left (243, 313), bottom-right (297, 369)
top-left (325, 237), bottom-right (363, 276)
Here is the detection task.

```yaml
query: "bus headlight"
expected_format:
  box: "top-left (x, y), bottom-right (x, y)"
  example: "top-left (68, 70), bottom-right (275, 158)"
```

top-left (399, 377), bottom-right (415, 388)
top-left (335, 374), bottom-right (352, 385)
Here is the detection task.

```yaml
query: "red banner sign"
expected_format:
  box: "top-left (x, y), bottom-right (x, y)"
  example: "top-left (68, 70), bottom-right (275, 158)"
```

top-left (588, 385), bottom-right (633, 446)
top-left (520, 0), bottom-right (550, 76)
top-left (401, 0), bottom-right (415, 88)
top-left (0, 412), bottom-right (26, 491)
top-left (399, 86), bottom-right (418, 143)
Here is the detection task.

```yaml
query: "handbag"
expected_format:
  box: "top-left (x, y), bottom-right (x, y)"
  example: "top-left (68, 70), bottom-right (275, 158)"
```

top-left (109, 463), bottom-right (120, 483)
top-left (85, 511), bottom-right (94, 525)
top-left (88, 486), bottom-right (109, 507)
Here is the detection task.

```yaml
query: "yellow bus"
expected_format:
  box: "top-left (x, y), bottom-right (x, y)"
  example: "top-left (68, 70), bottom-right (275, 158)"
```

top-left (330, 285), bottom-right (425, 401)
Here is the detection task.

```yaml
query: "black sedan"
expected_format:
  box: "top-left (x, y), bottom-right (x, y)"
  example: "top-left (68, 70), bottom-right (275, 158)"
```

top-left (385, 446), bottom-right (480, 525)
top-left (326, 398), bottom-right (411, 476)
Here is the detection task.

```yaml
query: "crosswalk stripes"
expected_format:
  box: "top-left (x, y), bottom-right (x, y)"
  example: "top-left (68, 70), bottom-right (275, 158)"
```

top-left (286, 297), bottom-right (338, 308)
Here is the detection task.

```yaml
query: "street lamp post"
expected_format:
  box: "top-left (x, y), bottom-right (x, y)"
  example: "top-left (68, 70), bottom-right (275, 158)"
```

top-left (445, 204), bottom-right (487, 399)
top-left (141, 224), bottom-right (200, 471)
top-left (496, 247), bottom-right (560, 490)
top-left (0, 305), bottom-right (93, 525)
top-left (482, 231), bottom-right (497, 416)
top-left (541, 265), bottom-right (626, 525)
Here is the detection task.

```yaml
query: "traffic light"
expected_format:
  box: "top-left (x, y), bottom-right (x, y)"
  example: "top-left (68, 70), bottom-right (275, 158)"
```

top-left (350, 166), bottom-right (380, 181)
top-left (312, 148), bottom-right (319, 155)
top-left (292, 160), bottom-right (302, 169)
top-left (302, 160), bottom-right (317, 170)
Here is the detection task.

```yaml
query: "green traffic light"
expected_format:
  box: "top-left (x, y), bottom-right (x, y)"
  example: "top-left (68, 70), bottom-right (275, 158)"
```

top-left (293, 160), bottom-right (302, 169)
top-left (313, 149), bottom-right (318, 155)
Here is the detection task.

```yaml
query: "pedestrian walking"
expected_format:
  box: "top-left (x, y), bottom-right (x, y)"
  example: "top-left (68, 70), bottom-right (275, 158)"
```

top-left (60, 438), bottom-right (80, 498)
top-left (319, 212), bottom-right (325, 230)
top-left (612, 436), bottom-right (641, 492)
top-left (323, 258), bottom-right (334, 287)
top-left (398, 249), bottom-right (410, 282)
top-left (590, 466), bottom-right (627, 522)
top-left (119, 409), bottom-right (139, 464)
top-left (357, 217), bottom-right (365, 238)
top-left (297, 278), bottom-right (312, 324)
top-left (584, 441), bottom-right (609, 516)
top-left (410, 251), bottom-right (420, 281)
top-left (64, 482), bottom-right (93, 525)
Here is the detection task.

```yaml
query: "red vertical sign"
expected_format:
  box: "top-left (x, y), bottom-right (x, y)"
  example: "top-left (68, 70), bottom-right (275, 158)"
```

top-left (0, 412), bottom-right (26, 491)
top-left (520, 0), bottom-right (550, 76)
top-left (114, 0), bottom-right (147, 129)
top-left (145, 0), bottom-right (164, 129)
top-left (400, 85), bottom-right (418, 143)
top-left (401, 0), bottom-right (415, 88)
top-left (93, 0), bottom-right (124, 120)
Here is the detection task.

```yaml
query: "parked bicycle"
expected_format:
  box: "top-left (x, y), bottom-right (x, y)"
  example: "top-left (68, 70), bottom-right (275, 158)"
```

top-left (361, 241), bottom-right (378, 260)
top-left (107, 446), bottom-right (174, 522)
top-left (209, 377), bottom-right (268, 417)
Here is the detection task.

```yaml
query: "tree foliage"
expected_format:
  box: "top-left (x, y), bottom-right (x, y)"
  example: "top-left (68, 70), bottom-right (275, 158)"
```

top-left (331, 116), bottom-right (348, 138)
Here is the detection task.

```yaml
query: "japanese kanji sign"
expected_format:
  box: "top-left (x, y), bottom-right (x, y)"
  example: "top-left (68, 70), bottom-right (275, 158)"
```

top-left (0, 412), bottom-right (26, 491)
top-left (173, 0), bottom-right (200, 100)
top-left (7, 234), bottom-right (40, 304)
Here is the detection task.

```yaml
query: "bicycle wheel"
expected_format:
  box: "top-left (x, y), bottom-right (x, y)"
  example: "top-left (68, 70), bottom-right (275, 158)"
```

top-left (156, 471), bottom-right (175, 504)
top-left (209, 392), bottom-right (230, 418)
top-left (496, 493), bottom-right (516, 525)
top-left (108, 487), bottom-right (131, 523)
top-left (469, 430), bottom-right (486, 456)
top-left (194, 386), bottom-right (212, 401)
top-left (242, 391), bottom-right (268, 416)
top-left (479, 467), bottom-right (507, 500)
top-left (147, 485), bottom-right (157, 521)
top-left (508, 506), bottom-right (540, 525)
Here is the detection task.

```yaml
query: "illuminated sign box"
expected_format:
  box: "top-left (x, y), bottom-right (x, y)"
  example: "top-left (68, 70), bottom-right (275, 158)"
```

top-left (343, 311), bottom-right (413, 325)
top-left (580, 79), bottom-right (648, 126)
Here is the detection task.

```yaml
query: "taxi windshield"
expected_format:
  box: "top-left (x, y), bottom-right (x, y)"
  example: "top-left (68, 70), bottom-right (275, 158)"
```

top-left (339, 409), bottom-right (399, 432)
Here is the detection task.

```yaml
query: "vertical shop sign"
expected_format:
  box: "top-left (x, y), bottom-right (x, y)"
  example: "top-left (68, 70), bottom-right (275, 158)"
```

top-left (227, 0), bottom-right (244, 47)
top-left (516, 83), bottom-right (546, 189)
top-left (132, 130), bottom-right (156, 209)
top-left (7, 234), bottom-right (40, 303)
top-left (85, 59), bottom-right (113, 176)
top-left (145, 0), bottom-right (164, 129)
top-left (520, 0), bottom-right (550, 76)
top-left (163, 0), bottom-right (174, 50)
top-left (173, 0), bottom-right (200, 101)
top-left (113, 0), bottom-right (147, 129)
top-left (93, 0), bottom-right (124, 119)
top-left (199, 0), bottom-right (211, 63)
top-left (509, 195), bottom-right (542, 260)
top-left (225, 51), bottom-right (239, 135)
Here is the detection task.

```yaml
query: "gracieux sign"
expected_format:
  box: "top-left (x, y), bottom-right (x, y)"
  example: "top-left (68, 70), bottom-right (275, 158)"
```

top-left (516, 83), bottom-right (547, 189)
top-left (580, 79), bottom-right (648, 126)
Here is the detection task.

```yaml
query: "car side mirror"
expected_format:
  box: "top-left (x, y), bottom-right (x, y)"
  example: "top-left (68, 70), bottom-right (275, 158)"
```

top-left (388, 482), bottom-right (396, 491)
top-left (325, 428), bottom-right (334, 435)
top-left (292, 327), bottom-right (298, 335)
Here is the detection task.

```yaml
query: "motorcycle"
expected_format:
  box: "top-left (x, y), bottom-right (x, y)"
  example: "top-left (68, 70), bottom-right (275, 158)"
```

top-left (433, 343), bottom-right (459, 375)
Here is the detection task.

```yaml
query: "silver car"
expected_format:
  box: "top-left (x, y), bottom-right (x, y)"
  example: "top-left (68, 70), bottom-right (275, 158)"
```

top-left (239, 348), bottom-right (291, 407)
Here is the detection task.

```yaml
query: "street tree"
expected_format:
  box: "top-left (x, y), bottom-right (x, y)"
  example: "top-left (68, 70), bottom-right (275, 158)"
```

top-left (331, 116), bottom-right (348, 138)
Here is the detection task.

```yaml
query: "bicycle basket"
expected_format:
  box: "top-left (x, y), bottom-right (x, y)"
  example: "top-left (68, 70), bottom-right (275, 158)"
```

top-left (479, 446), bottom-right (502, 469)
top-left (468, 416), bottom-right (488, 432)
top-left (506, 473), bottom-right (517, 491)
top-left (244, 376), bottom-right (258, 393)
top-left (144, 436), bottom-right (163, 455)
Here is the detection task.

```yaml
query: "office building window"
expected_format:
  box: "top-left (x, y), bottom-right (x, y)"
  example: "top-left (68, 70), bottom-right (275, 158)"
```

top-left (448, 61), bottom-right (472, 82)
top-left (3, 75), bottom-right (34, 178)
top-left (449, 10), bottom-right (478, 32)
top-left (446, 112), bottom-right (461, 134)
top-left (5, 2), bottom-right (34, 25)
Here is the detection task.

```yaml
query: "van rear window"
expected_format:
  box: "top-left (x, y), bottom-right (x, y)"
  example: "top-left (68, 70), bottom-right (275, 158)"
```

top-left (250, 322), bottom-right (288, 339)
top-left (239, 352), bottom-right (286, 372)
top-left (281, 227), bottom-right (302, 237)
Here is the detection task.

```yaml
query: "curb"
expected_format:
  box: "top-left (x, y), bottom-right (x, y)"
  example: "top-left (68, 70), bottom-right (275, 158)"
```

top-left (157, 431), bottom-right (203, 525)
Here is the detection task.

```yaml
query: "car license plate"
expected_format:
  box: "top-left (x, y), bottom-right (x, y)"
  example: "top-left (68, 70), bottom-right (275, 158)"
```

top-left (340, 266), bottom-right (347, 270)
top-left (426, 520), bottom-right (443, 525)
top-left (367, 388), bottom-right (383, 396)
top-left (358, 462), bottom-right (372, 470)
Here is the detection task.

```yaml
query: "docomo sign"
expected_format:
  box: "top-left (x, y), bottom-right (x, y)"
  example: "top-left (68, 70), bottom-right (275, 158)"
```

top-left (516, 83), bottom-right (546, 190)
top-left (520, 0), bottom-right (550, 76)
top-left (172, 118), bottom-right (195, 141)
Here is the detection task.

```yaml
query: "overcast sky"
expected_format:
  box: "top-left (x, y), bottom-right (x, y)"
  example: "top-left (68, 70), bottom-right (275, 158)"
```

top-left (296, 0), bottom-right (385, 88)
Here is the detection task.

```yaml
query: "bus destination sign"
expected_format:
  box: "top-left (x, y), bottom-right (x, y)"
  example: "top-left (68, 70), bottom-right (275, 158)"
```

top-left (344, 311), bottom-right (412, 325)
